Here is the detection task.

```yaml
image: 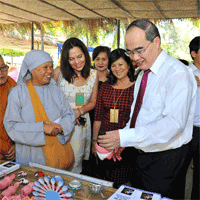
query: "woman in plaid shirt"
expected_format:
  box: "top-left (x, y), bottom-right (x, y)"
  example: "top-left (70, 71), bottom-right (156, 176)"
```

top-left (92, 49), bottom-right (136, 188)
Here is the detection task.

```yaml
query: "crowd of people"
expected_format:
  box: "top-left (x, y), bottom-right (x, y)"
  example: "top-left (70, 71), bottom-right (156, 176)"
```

top-left (0, 19), bottom-right (199, 200)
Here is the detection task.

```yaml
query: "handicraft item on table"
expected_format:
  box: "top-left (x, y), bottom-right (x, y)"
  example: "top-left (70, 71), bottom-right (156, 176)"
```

top-left (34, 171), bottom-right (44, 178)
top-left (0, 171), bottom-right (34, 200)
top-left (1, 182), bottom-right (20, 198)
top-left (88, 183), bottom-right (105, 199)
top-left (21, 182), bottom-right (34, 196)
top-left (0, 173), bottom-right (15, 190)
top-left (18, 171), bottom-right (27, 177)
top-left (68, 179), bottom-right (82, 195)
top-left (18, 171), bottom-right (29, 185)
top-left (32, 175), bottom-right (75, 199)
top-left (19, 178), bottom-right (29, 185)
top-left (2, 196), bottom-right (36, 200)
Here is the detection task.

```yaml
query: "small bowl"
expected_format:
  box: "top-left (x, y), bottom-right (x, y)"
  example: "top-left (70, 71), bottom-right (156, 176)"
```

top-left (88, 183), bottom-right (105, 194)
top-left (68, 180), bottom-right (82, 190)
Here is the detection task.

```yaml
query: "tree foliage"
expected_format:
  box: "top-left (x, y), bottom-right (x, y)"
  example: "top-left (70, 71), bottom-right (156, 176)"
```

top-left (0, 18), bottom-right (199, 61)
top-left (0, 48), bottom-right (27, 57)
top-left (157, 19), bottom-right (200, 62)
top-left (42, 20), bottom-right (118, 49)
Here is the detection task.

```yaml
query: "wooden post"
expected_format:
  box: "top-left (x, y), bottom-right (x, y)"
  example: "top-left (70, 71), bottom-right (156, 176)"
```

top-left (31, 22), bottom-right (34, 50)
top-left (117, 19), bottom-right (120, 49)
top-left (41, 26), bottom-right (44, 51)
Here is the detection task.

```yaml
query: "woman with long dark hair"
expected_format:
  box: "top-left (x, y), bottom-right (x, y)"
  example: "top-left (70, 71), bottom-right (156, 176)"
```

top-left (55, 38), bottom-right (98, 174)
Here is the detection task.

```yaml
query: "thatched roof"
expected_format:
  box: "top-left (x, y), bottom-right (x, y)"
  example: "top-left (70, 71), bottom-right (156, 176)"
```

top-left (0, 0), bottom-right (199, 52)
top-left (0, 0), bottom-right (199, 25)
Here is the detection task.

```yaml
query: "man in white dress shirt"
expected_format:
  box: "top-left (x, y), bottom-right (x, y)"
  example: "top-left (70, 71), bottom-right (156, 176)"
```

top-left (98, 19), bottom-right (197, 199)
top-left (188, 36), bottom-right (200, 199)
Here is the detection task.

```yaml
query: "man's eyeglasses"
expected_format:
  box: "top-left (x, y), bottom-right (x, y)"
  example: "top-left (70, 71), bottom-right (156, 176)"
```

top-left (125, 41), bottom-right (152, 57)
top-left (0, 65), bottom-right (9, 72)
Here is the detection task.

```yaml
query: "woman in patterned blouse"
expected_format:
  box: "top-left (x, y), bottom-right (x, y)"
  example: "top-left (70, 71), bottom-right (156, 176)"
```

top-left (92, 48), bottom-right (136, 188)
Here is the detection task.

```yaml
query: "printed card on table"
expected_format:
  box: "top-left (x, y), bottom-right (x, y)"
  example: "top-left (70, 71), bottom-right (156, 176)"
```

top-left (0, 161), bottom-right (21, 177)
top-left (108, 185), bottom-right (161, 200)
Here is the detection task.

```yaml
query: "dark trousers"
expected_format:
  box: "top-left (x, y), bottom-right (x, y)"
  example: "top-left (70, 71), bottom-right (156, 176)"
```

top-left (130, 144), bottom-right (190, 199)
top-left (191, 126), bottom-right (200, 200)
top-left (183, 126), bottom-right (200, 200)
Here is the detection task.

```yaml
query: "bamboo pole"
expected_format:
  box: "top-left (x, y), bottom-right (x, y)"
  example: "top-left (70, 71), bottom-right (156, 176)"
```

top-left (117, 19), bottom-right (120, 49)
top-left (41, 26), bottom-right (44, 51)
top-left (31, 22), bottom-right (34, 50)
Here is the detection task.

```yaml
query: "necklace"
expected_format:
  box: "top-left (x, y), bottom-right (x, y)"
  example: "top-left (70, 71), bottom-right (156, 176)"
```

top-left (73, 73), bottom-right (81, 80)
top-left (75, 72), bottom-right (81, 77)
top-left (110, 89), bottom-right (125, 123)
top-left (113, 89), bottom-right (125, 109)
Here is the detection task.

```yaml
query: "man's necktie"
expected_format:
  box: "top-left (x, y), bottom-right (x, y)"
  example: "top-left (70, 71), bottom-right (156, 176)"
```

top-left (130, 69), bottom-right (151, 128)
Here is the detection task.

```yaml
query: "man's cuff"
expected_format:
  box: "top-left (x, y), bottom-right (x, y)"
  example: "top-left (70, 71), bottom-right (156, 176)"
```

top-left (119, 128), bottom-right (135, 147)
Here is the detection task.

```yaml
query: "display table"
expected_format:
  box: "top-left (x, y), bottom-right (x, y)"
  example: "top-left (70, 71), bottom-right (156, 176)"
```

top-left (0, 162), bottom-right (117, 200)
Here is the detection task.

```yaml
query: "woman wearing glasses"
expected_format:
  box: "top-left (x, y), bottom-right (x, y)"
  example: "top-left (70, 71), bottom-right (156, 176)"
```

top-left (0, 55), bottom-right (16, 161)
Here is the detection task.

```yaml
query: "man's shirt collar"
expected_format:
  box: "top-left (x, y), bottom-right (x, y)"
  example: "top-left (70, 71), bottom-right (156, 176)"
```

top-left (149, 50), bottom-right (167, 75)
